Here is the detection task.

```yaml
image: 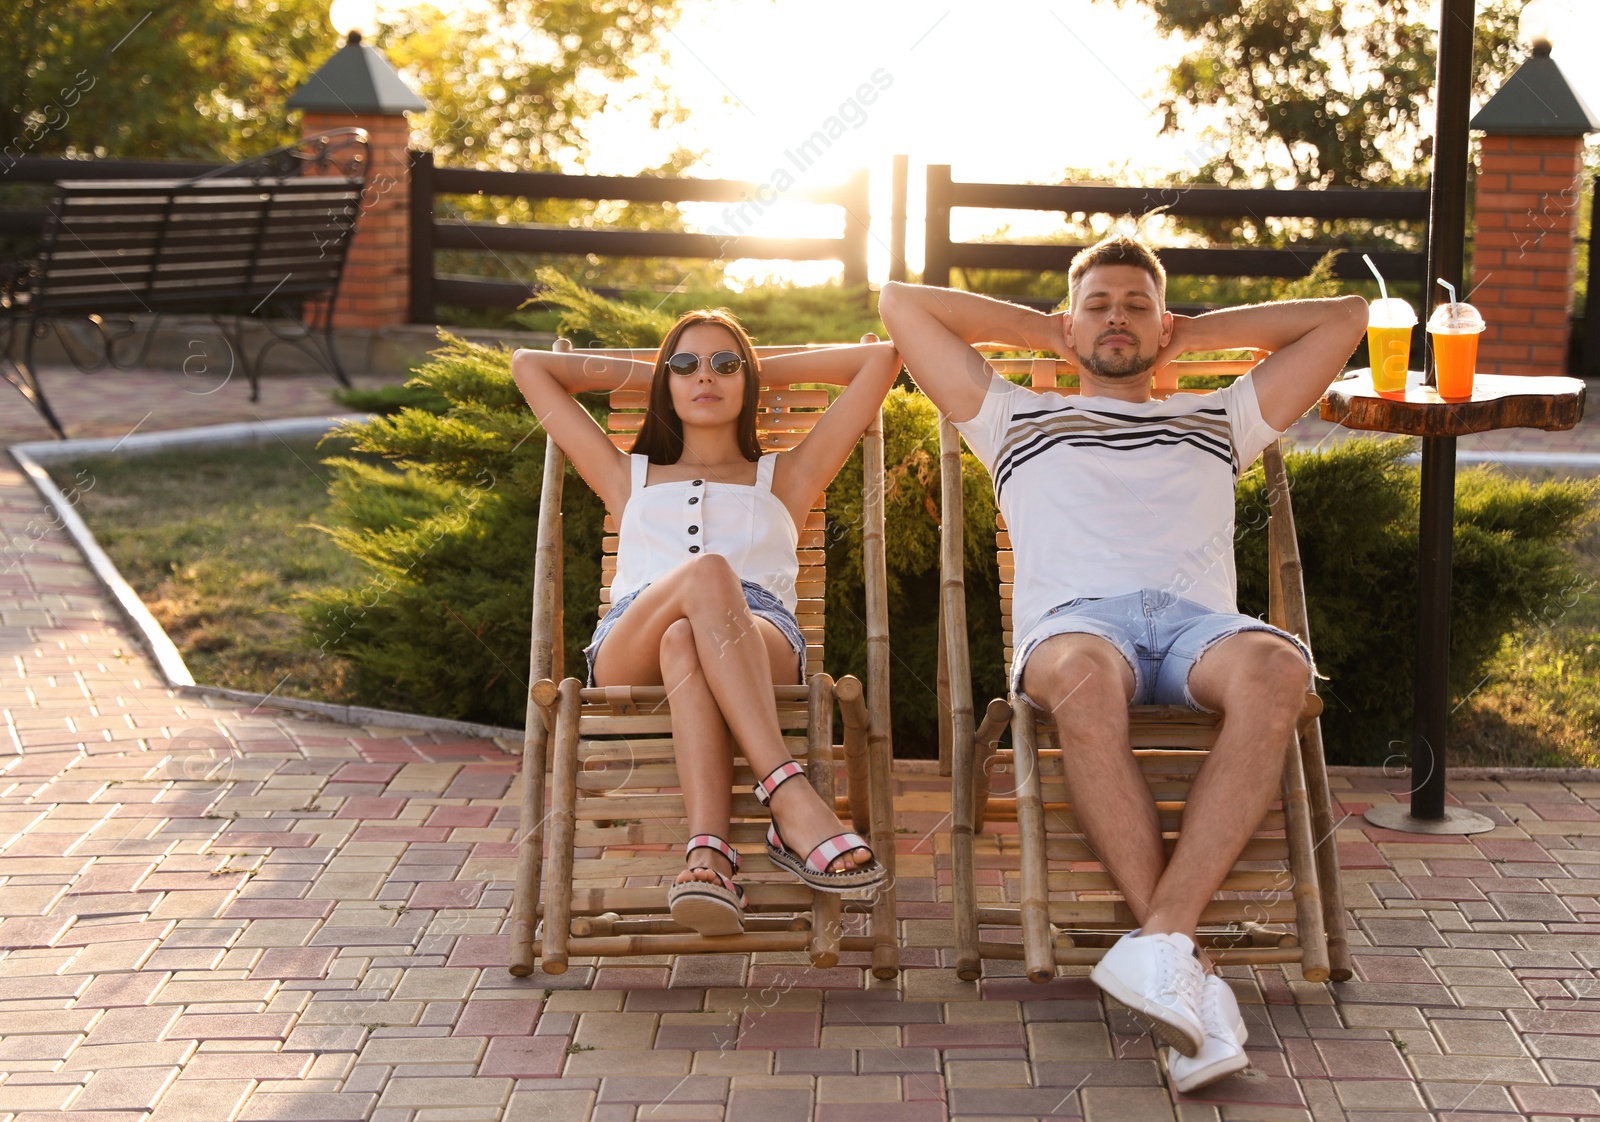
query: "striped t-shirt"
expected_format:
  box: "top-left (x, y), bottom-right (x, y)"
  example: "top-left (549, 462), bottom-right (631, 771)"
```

top-left (954, 369), bottom-right (1284, 652)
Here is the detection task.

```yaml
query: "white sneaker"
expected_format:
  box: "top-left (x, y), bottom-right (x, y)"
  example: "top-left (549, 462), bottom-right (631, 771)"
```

top-left (1167, 974), bottom-right (1250, 1092)
top-left (1090, 930), bottom-right (1207, 1057)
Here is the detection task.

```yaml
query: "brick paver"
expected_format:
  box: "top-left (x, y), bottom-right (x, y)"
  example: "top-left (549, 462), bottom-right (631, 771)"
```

top-left (5, 375), bottom-right (1600, 1120)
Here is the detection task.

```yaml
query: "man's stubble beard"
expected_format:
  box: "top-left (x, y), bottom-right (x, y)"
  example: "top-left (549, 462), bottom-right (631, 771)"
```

top-left (1078, 349), bottom-right (1157, 380)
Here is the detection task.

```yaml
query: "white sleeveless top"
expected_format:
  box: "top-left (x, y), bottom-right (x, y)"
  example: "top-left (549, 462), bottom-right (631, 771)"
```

top-left (609, 453), bottom-right (801, 611)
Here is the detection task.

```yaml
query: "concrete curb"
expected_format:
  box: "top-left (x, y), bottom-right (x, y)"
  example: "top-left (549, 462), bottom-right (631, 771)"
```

top-left (10, 414), bottom-right (370, 464)
top-left (10, 442), bottom-right (197, 689)
top-left (9, 415), bottom-right (527, 752)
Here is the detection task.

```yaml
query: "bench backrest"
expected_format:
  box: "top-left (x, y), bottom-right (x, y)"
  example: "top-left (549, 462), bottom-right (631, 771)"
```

top-left (33, 177), bottom-right (365, 315)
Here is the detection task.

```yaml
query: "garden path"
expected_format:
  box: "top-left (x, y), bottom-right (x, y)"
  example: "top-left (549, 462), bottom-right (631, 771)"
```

top-left (0, 367), bottom-right (1598, 1121)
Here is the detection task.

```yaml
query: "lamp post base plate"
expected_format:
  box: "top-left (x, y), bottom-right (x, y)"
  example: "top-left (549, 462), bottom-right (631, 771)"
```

top-left (1363, 804), bottom-right (1497, 835)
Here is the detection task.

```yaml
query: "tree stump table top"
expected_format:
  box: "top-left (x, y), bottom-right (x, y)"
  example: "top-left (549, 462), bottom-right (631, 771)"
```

top-left (1319, 370), bottom-right (1586, 437)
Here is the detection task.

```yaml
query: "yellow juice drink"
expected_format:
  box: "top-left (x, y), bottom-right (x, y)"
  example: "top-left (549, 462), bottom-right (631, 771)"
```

top-left (1366, 298), bottom-right (1417, 393)
top-left (1366, 326), bottom-right (1413, 392)
top-left (1427, 301), bottom-right (1485, 400)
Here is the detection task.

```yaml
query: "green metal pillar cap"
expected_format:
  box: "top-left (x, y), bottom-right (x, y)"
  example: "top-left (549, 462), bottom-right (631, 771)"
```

top-left (287, 30), bottom-right (426, 117)
top-left (1469, 43), bottom-right (1599, 136)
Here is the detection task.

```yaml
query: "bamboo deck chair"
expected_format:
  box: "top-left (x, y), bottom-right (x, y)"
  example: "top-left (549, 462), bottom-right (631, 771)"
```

top-left (509, 335), bottom-right (899, 979)
top-left (937, 351), bottom-right (1352, 985)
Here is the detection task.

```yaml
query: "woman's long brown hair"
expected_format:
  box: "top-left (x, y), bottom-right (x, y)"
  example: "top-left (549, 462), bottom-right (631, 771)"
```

top-left (631, 310), bottom-right (762, 465)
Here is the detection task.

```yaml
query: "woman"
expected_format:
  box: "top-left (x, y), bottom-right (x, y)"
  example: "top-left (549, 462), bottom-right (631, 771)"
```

top-left (512, 311), bottom-right (900, 937)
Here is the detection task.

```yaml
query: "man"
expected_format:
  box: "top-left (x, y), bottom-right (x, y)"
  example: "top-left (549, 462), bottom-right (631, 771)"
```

top-left (879, 236), bottom-right (1366, 1091)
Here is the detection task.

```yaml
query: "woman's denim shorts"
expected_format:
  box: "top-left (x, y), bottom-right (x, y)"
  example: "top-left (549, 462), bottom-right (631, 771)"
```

top-left (583, 580), bottom-right (808, 687)
top-left (1012, 587), bottom-right (1313, 712)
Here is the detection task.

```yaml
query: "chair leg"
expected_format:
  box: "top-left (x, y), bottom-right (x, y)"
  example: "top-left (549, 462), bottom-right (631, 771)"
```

top-left (508, 695), bottom-right (553, 977)
top-left (1013, 702), bottom-right (1055, 983)
top-left (1300, 716), bottom-right (1354, 981)
top-left (951, 686), bottom-right (981, 982)
top-left (865, 681), bottom-right (900, 980)
top-left (1281, 726), bottom-right (1330, 983)
top-left (806, 674), bottom-right (841, 970)
top-left (540, 678), bottom-right (584, 975)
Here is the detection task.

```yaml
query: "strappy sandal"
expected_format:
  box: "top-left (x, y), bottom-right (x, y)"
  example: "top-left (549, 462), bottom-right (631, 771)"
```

top-left (753, 760), bottom-right (887, 893)
top-left (666, 834), bottom-right (746, 936)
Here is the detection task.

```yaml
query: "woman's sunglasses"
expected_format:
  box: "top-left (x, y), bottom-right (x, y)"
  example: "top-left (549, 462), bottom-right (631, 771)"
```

top-left (666, 350), bottom-right (745, 378)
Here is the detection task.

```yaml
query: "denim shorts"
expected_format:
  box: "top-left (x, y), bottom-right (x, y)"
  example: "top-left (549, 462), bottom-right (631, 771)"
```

top-left (583, 579), bottom-right (808, 688)
top-left (1012, 588), bottom-right (1313, 712)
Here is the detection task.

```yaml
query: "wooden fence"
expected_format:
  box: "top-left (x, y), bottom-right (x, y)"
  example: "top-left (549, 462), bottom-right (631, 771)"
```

top-left (923, 164), bottom-right (1431, 305)
top-left (407, 152), bottom-right (869, 321)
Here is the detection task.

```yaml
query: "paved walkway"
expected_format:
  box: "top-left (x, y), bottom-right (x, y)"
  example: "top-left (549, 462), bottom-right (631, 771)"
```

top-left (2, 367), bottom-right (1599, 1121)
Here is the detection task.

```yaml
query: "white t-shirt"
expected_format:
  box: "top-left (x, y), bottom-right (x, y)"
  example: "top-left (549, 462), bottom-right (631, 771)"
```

top-left (954, 370), bottom-right (1285, 651)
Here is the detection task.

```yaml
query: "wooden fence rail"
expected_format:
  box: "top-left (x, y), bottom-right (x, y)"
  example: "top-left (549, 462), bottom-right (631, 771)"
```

top-left (408, 152), bottom-right (870, 321)
top-left (923, 164), bottom-right (1431, 296)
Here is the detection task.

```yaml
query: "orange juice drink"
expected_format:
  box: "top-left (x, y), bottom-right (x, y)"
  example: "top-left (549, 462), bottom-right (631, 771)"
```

top-left (1427, 301), bottom-right (1486, 399)
top-left (1367, 298), bottom-right (1417, 393)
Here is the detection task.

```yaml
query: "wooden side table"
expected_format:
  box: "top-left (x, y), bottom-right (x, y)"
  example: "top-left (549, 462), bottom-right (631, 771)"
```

top-left (1320, 370), bottom-right (1586, 835)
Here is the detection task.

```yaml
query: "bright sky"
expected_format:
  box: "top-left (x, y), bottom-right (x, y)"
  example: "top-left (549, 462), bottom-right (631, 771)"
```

top-left (360, 0), bottom-right (1600, 285)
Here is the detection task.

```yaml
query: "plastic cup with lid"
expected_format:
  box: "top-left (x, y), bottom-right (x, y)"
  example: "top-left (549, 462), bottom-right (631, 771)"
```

top-left (1427, 301), bottom-right (1486, 399)
top-left (1366, 298), bottom-right (1417, 393)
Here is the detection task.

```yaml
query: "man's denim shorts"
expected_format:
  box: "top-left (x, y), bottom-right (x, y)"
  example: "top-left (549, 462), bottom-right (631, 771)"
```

top-left (1011, 588), bottom-right (1313, 712)
top-left (583, 579), bottom-right (808, 687)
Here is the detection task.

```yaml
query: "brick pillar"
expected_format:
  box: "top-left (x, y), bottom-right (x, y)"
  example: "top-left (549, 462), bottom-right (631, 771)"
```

top-left (1468, 133), bottom-right (1586, 375)
top-left (300, 111), bottom-right (412, 329)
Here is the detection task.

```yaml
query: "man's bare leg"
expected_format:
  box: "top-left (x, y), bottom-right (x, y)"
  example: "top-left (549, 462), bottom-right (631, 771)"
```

top-left (1140, 632), bottom-right (1310, 940)
top-left (1019, 634), bottom-right (1164, 922)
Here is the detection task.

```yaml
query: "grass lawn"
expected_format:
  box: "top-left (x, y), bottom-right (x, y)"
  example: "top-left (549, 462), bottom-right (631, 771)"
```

top-left (1450, 514), bottom-right (1600, 769)
top-left (60, 436), bottom-right (374, 706)
top-left (56, 440), bottom-right (1600, 767)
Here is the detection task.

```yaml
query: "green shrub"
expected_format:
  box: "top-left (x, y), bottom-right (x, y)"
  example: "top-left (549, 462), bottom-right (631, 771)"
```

top-left (1235, 438), bottom-right (1598, 764)
top-left (300, 334), bottom-right (603, 724)
top-left (330, 381), bottom-right (452, 416)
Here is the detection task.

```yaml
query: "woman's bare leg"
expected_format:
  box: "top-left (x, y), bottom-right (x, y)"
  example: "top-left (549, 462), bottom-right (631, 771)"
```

top-left (657, 618), bottom-right (735, 888)
top-left (592, 554), bottom-right (871, 871)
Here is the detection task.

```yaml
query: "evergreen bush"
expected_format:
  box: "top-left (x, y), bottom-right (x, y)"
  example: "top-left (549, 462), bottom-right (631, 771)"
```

top-left (1235, 438), bottom-right (1597, 763)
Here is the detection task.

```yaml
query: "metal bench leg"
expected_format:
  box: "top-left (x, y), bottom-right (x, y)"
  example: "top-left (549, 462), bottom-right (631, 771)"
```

top-left (2, 321), bottom-right (67, 438)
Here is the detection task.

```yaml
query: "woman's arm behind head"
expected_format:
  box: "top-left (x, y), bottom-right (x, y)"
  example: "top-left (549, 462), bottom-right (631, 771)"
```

top-left (764, 341), bottom-right (902, 522)
top-left (511, 347), bottom-right (651, 515)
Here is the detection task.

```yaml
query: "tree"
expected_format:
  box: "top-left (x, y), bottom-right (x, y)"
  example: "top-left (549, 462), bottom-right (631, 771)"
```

top-left (3, 0), bottom-right (685, 168)
top-left (380, 0), bottom-right (686, 174)
top-left (1105, 0), bottom-right (1529, 188)
top-left (2, 0), bottom-right (327, 162)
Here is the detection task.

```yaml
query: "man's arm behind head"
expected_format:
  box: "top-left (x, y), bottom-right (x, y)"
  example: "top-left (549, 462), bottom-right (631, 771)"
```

top-left (880, 283), bottom-right (1064, 425)
top-left (1176, 295), bottom-right (1370, 431)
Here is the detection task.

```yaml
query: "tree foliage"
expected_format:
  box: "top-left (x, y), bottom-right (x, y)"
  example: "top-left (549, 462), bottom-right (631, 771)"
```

top-left (381, 0), bottom-right (684, 174)
top-left (1106, 0), bottom-right (1528, 187)
top-left (2, 0), bottom-right (327, 162)
top-left (4, 0), bottom-right (684, 172)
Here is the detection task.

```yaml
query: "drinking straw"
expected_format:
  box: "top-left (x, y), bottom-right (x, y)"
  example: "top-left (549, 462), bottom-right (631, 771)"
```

top-left (1437, 278), bottom-right (1458, 326)
top-left (1363, 253), bottom-right (1388, 302)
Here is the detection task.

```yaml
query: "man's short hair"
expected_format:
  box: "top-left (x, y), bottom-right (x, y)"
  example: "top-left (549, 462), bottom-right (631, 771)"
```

top-left (1068, 235), bottom-right (1167, 309)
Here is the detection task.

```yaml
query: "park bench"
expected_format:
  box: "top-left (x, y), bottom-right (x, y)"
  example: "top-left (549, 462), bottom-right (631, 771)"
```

top-left (1, 129), bottom-right (370, 437)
